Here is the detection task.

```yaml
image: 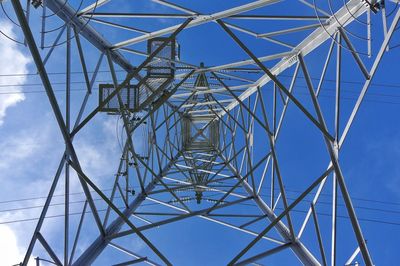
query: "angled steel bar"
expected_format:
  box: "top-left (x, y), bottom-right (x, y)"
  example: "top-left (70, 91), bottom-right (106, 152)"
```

top-left (345, 247), bottom-right (361, 266)
top-left (311, 203), bottom-right (328, 266)
top-left (338, 28), bottom-right (370, 80)
top-left (332, 33), bottom-right (341, 266)
top-left (298, 0), bottom-right (331, 16)
top-left (73, 26), bottom-right (93, 93)
top-left (258, 23), bottom-right (326, 38)
top-left (201, 216), bottom-right (284, 245)
top-left (132, 214), bottom-right (153, 225)
top-left (35, 257), bottom-right (58, 266)
top-left (113, 258), bottom-right (147, 266)
top-left (84, 12), bottom-right (193, 18)
top-left (40, 0), bottom-right (46, 49)
top-left (239, 214), bottom-right (267, 229)
top-left (24, 0), bottom-right (30, 46)
top-left (64, 25), bottom-right (71, 266)
top-left (227, 108), bottom-right (241, 169)
top-left (37, 233), bottom-right (62, 266)
top-left (235, 242), bottom-right (292, 266)
top-left (109, 242), bottom-right (161, 266)
top-left (315, 36), bottom-right (336, 96)
top-left (270, 84), bottom-right (276, 207)
top-left (230, 14), bottom-right (330, 20)
top-left (331, 171), bottom-right (338, 266)
top-left (42, 25), bottom-right (67, 66)
top-left (74, 52), bottom-right (104, 129)
top-left (69, 201), bottom-right (87, 265)
top-left (381, 3), bottom-right (389, 51)
top-left (88, 17), bottom-right (150, 34)
top-left (151, 0), bottom-right (198, 15)
top-left (78, 0), bottom-right (111, 15)
top-left (367, 9), bottom-right (372, 57)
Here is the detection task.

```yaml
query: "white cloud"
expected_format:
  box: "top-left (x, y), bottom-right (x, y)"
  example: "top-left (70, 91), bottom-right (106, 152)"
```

top-left (0, 224), bottom-right (27, 266)
top-left (0, 20), bottom-right (30, 126)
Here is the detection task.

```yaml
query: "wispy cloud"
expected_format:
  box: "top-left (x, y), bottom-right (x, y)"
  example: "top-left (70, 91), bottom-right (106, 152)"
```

top-left (0, 20), bottom-right (30, 126)
top-left (0, 115), bottom-right (122, 264)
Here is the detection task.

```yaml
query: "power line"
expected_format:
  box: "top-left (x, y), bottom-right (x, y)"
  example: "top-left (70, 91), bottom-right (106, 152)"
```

top-left (0, 202), bottom-right (159, 225)
top-left (2, 179), bottom-right (400, 208)
top-left (4, 195), bottom-right (397, 216)
top-left (1, 79), bottom-right (400, 107)
top-left (1, 68), bottom-right (400, 88)
top-left (0, 198), bottom-right (399, 227)
top-left (1, 185), bottom-right (399, 220)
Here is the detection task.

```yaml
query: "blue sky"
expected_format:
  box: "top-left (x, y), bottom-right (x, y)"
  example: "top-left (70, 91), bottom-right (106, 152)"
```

top-left (0, 0), bottom-right (400, 265)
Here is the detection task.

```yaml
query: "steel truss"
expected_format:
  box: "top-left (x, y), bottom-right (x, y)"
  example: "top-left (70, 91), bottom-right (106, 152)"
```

top-left (5, 0), bottom-right (400, 265)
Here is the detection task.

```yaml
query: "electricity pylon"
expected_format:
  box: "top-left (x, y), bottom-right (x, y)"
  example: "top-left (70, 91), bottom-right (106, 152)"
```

top-left (4, 0), bottom-right (399, 265)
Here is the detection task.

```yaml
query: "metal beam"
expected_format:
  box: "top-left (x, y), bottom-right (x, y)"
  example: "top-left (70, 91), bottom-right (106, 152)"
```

top-left (72, 152), bottom-right (183, 265)
top-left (112, 0), bottom-right (281, 48)
top-left (45, 0), bottom-right (133, 71)
top-left (219, 0), bottom-right (368, 116)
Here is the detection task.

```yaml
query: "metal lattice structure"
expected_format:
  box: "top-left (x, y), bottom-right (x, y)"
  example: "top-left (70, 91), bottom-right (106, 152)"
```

top-left (3, 0), bottom-right (400, 265)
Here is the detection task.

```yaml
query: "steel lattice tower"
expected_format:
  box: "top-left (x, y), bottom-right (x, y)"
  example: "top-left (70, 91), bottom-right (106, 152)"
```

top-left (2, 0), bottom-right (400, 265)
